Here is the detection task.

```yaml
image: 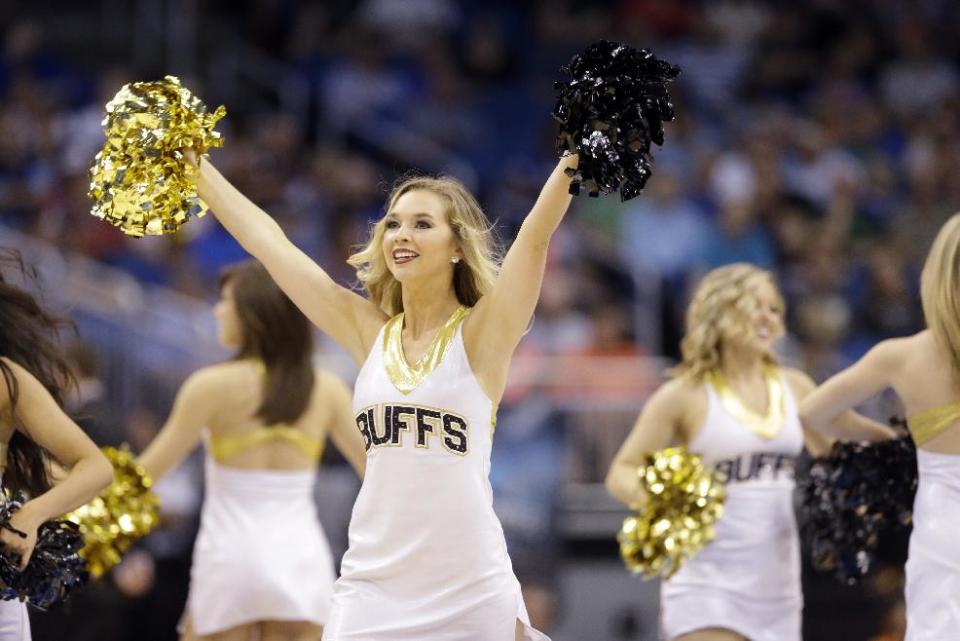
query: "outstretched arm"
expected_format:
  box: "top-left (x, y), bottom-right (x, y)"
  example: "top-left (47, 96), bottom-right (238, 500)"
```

top-left (138, 370), bottom-right (219, 482)
top-left (0, 359), bottom-right (113, 568)
top-left (465, 155), bottom-right (578, 393)
top-left (192, 155), bottom-right (387, 364)
top-left (799, 342), bottom-right (900, 441)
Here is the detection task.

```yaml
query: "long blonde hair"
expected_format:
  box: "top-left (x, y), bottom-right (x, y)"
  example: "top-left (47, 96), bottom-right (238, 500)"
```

top-left (920, 213), bottom-right (960, 379)
top-left (347, 176), bottom-right (501, 316)
top-left (670, 263), bottom-right (783, 381)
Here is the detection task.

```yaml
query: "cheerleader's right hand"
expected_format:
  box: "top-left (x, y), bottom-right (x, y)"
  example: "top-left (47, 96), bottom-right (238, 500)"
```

top-left (0, 508), bottom-right (41, 571)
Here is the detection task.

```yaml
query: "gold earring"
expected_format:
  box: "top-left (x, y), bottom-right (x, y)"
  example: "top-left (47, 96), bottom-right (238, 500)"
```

top-left (451, 257), bottom-right (461, 264)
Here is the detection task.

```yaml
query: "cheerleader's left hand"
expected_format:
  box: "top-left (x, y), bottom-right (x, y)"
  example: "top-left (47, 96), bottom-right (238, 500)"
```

top-left (0, 506), bottom-right (41, 571)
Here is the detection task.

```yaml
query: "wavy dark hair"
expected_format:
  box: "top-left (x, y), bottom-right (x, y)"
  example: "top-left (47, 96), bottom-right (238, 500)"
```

top-left (0, 249), bottom-right (76, 497)
top-left (219, 260), bottom-right (314, 425)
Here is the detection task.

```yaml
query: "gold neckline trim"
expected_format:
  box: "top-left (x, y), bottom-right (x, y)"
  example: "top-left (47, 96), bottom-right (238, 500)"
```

top-left (706, 366), bottom-right (786, 440)
top-left (383, 305), bottom-right (470, 395)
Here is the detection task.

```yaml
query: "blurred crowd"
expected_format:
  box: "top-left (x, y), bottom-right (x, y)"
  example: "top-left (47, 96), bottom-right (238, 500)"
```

top-left (4, 0), bottom-right (960, 368)
top-left (2, 0), bottom-right (958, 369)
top-left (1, 1), bottom-right (958, 639)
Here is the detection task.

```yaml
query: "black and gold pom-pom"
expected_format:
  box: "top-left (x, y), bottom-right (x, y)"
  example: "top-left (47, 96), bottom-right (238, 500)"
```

top-left (796, 432), bottom-right (917, 584)
top-left (66, 445), bottom-right (160, 578)
top-left (0, 493), bottom-right (87, 609)
top-left (553, 40), bottom-right (680, 201)
top-left (618, 446), bottom-right (725, 579)
top-left (89, 75), bottom-right (225, 237)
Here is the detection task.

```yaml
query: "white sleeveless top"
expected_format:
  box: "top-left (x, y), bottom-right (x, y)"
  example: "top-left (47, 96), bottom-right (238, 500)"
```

top-left (691, 370), bottom-right (804, 490)
top-left (324, 307), bottom-right (547, 640)
top-left (660, 369), bottom-right (805, 641)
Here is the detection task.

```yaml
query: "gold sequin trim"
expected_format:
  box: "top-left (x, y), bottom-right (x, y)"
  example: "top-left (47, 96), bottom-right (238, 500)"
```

top-left (706, 366), bottom-right (786, 440)
top-left (383, 305), bottom-right (470, 395)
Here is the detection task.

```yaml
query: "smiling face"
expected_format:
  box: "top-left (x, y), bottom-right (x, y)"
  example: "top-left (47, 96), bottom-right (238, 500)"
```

top-left (381, 189), bottom-right (461, 283)
top-left (676, 264), bottom-right (788, 379)
top-left (723, 277), bottom-right (785, 356)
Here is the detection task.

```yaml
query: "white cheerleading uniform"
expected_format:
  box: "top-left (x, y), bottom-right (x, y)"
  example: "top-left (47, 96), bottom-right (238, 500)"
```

top-left (660, 370), bottom-right (805, 641)
top-left (0, 600), bottom-right (29, 641)
top-left (323, 307), bottom-right (548, 641)
top-left (904, 449), bottom-right (960, 640)
top-left (0, 471), bottom-right (30, 640)
top-left (183, 448), bottom-right (335, 635)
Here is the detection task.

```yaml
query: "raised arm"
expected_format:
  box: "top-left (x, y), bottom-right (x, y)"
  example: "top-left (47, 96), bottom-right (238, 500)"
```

top-left (464, 155), bottom-right (578, 391)
top-left (605, 379), bottom-right (697, 508)
top-left (799, 341), bottom-right (900, 440)
top-left (138, 369), bottom-right (219, 482)
top-left (320, 371), bottom-right (366, 478)
top-left (0, 359), bottom-right (113, 568)
top-left (193, 155), bottom-right (387, 364)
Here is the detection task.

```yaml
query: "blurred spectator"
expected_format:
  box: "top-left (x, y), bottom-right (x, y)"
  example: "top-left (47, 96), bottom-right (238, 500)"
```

top-left (64, 339), bottom-right (118, 446)
top-left (492, 380), bottom-right (568, 634)
top-left (121, 406), bottom-right (203, 641)
top-left (700, 198), bottom-right (775, 269)
top-left (618, 169), bottom-right (708, 280)
top-left (857, 244), bottom-right (922, 341)
top-left (881, 20), bottom-right (958, 119)
top-left (525, 265), bottom-right (593, 355)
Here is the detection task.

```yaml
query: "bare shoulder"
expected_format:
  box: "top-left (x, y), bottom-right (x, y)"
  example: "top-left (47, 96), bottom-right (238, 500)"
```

top-left (902, 330), bottom-right (935, 353)
top-left (0, 357), bottom-right (28, 411)
top-left (355, 308), bottom-right (391, 358)
top-left (194, 361), bottom-right (246, 383)
top-left (644, 375), bottom-right (707, 442)
top-left (780, 367), bottom-right (816, 397)
top-left (0, 356), bottom-right (33, 382)
top-left (650, 375), bottom-right (706, 416)
top-left (181, 363), bottom-right (239, 399)
top-left (314, 368), bottom-right (352, 400)
top-left (657, 375), bottom-right (702, 402)
top-left (864, 334), bottom-right (919, 367)
top-left (0, 357), bottom-right (50, 401)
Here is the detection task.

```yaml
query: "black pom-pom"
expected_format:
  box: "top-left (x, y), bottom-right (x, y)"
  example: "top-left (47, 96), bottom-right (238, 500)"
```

top-left (0, 492), bottom-right (88, 609)
top-left (796, 432), bottom-right (918, 585)
top-left (553, 40), bottom-right (680, 201)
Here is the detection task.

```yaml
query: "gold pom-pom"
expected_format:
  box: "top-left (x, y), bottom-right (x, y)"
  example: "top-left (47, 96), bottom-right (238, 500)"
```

top-left (66, 445), bottom-right (160, 578)
top-left (617, 446), bottom-right (726, 579)
top-left (89, 75), bottom-right (226, 237)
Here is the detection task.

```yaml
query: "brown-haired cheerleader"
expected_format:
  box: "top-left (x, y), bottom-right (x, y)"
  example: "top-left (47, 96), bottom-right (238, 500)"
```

top-left (0, 250), bottom-right (113, 639)
top-left (138, 260), bottom-right (365, 641)
top-left (606, 263), bottom-right (894, 641)
top-left (801, 214), bottom-right (960, 641)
